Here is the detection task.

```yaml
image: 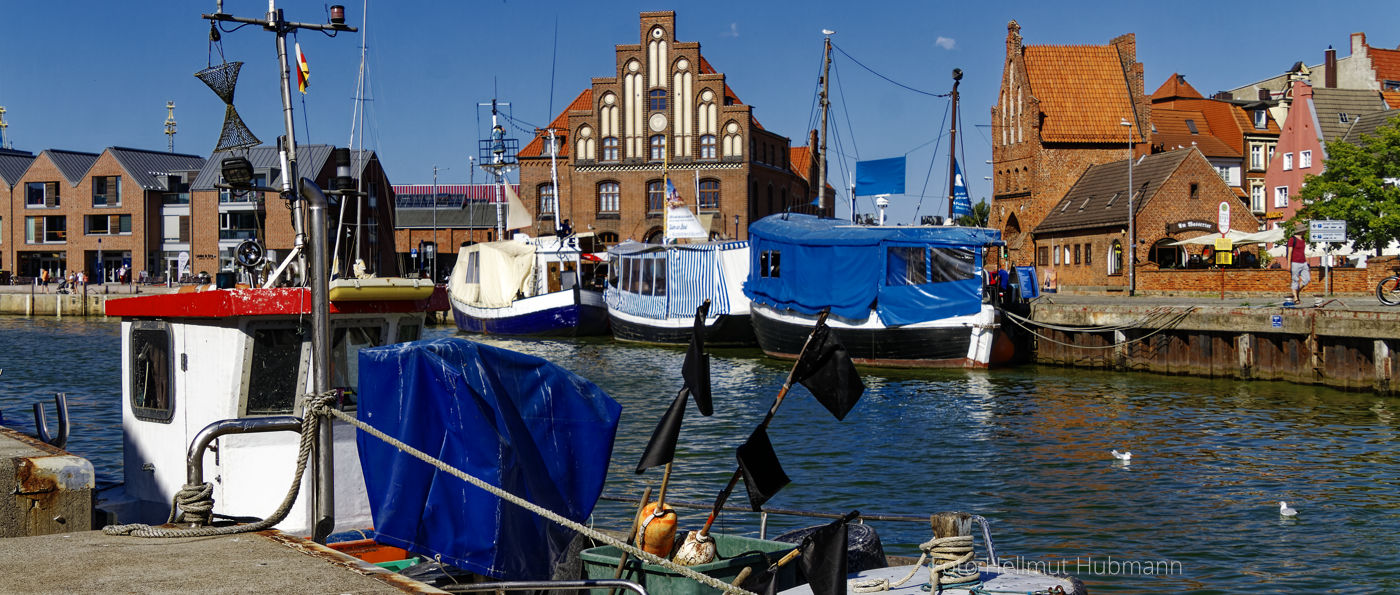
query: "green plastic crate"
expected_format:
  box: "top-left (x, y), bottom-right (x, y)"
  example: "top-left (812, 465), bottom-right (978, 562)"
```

top-left (374, 557), bottom-right (421, 572)
top-left (580, 532), bottom-right (798, 595)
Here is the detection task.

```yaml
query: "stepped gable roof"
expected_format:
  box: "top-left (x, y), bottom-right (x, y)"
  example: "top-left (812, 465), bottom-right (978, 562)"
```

top-left (107, 147), bottom-right (205, 191)
top-left (191, 144), bottom-right (337, 190)
top-left (1150, 108), bottom-right (1240, 158)
top-left (0, 148), bottom-right (35, 187)
top-left (1150, 73), bottom-right (1204, 101)
top-left (1366, 41), bottom-right (1400, 86)
top-left (520, 89), bottom-right (592, 159)
top-left (1023, 44), bottom-right (1138, 143)
top-left (1035, 148), bottom-right (1195, 234)
top-left (1340, 109), bottom-right (1400, 144)
top-left (42, 149), bottom-right (99, 185)
top-left (1311, 88), bottom-right (1387, 142)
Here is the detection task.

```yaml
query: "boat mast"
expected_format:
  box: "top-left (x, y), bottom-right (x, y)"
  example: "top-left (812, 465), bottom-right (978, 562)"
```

top-left (817, 31), bottom-right (833, 216)
top-left (491, 102), bottom-right (506, 238)
top-left (547, 127), bottom-right (562, 232)
top-left (946, 68), bottom-right (962, 222)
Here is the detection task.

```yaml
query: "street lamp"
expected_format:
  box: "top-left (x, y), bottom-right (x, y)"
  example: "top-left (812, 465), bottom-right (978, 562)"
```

top-left (734, 214), bottom-right (740, 240)
top-left (1121, 118), bottom-right (1135, 296)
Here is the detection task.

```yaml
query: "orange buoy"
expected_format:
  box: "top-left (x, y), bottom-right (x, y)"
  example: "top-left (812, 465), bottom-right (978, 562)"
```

top-left (635, 501), bottom-right (678, 557)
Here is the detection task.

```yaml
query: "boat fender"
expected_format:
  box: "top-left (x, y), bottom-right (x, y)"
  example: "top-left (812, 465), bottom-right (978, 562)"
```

top-left (774, 522), bottom-right (886, 575)
top-left (635, 501), bottom-right (677, 557)
top-left (673, 530), bottom-right (716, 566)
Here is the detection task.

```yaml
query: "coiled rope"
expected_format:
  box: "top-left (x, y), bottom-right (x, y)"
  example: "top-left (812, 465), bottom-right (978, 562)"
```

top-left (102, 394), bottom-right (332, 538)
top-left (318, 405), bottom-right (757, 595)
top-left (851, 534), bottom-right (978, 592)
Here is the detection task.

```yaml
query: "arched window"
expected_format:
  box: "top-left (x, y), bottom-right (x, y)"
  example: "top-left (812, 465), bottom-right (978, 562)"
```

top-left (698, 179), bottom-right (720, 209)
top-left (597, 181), bottom-right (620, 214)
top-left (643, 227), bottom-right (664, 243)
top-left (646, 180), bottom-right (665, 212)
top-left (649, 89), bottom-right (667, 111)
top-left (602, 137), bottom-right (619, 161)
top-left (699, 135), bottom-right (717, 159)
top-left (649, 135), bottom-right (666, 161)
top-left (537, 184), bottom-right (556, 217)
top-left (1109, 240), bottom-right (1123, 275)
top-left (597, 231), bottom-right (619, 244)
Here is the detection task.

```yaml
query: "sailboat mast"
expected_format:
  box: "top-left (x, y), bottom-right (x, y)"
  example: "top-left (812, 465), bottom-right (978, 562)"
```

top-left (548, 128), bottom-right (562, 231)
top-left (816, 33), bottom-right (832, 215)
top-left (946, 68), bottom-right (962, 221)
top-left (491, 101), bottom-right (506, 239)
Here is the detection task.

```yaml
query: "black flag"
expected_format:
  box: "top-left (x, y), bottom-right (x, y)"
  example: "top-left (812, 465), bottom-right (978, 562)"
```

top-left (791, 321), bottom-right (865, 421)
top-left (735, 426), bottom-right (790, 510)
top-left (634, 387), bottom-right (688, 473)
top-left (798, 512), bottom-right (856, 595)
top-left (682, 302), bottom-right (712, 416)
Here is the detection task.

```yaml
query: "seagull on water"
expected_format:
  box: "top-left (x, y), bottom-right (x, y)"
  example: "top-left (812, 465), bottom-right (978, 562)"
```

top-left (1111, 449), bottom-right (1132, 461)
top-left (1279, 501), bottom-right (1298, 517)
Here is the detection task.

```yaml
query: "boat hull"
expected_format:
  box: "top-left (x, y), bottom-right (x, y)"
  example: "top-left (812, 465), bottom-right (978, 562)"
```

top-left (451, 289), bottom-right (609, 336)
top-left (608, 309), bottom-right (756, 346)
top-left (750, 303), bottom-right (1003, 368)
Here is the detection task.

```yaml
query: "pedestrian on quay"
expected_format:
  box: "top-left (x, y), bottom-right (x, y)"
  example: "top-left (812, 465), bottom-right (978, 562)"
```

top-left (1286, 228), bottom-right (1312, 307)
top-left (40, 269), bottom-right (50, 292)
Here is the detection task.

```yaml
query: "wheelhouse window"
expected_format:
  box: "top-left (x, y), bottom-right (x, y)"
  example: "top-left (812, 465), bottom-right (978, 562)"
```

top-left (26, 182), bottom-right (59, 208)
top-left (330, 323), bottom-right (386, 409)
top-left (698, 179), bottom-right (720, 209)
top-left (759, 250), bottom-right (781, 278)
top-left (886, 247), bottom-right (930, 286)
top-left (245, 322), bottom-right (309, 416)
top-left (646, 180), bottom-right (665, 213)
top-left (130, 324), bottom-right (174, 423)
top-left (602, 137), bottom-right (619, 161)
top-left (700, 135), bottom-right (717, 159)
top-left (929, 248), bottom-right (976, 283)
top-left (598, 181), bottom-right (620, 214)
top-left (649, 135), bottom-right (666, 161)
top-left (464, 251), bottom-right (480, 283)
top-left (538, 184), bottom-right (557, 216)
top-left (649, 89), bottom-right (667, 111)
top-left (92, 175), bottom-right (121, 207)
top-left (618, 253), bottom-right (667, 296)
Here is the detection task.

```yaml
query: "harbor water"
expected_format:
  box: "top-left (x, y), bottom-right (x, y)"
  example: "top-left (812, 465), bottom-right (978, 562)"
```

top-left (1, 316), bottom-right (1397, 594)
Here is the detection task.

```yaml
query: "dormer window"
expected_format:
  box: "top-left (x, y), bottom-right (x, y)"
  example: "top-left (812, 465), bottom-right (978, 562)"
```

top-left (1254, 110), bottom-right (1267, 129)
top-left (1185, 119), bottom-right (1199, 134)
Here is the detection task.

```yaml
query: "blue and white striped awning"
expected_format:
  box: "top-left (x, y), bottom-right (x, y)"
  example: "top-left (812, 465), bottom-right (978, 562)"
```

top-left (606, 241), bottom-right (749, 320)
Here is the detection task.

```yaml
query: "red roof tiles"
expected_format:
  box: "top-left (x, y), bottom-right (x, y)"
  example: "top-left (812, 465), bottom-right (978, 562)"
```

top-left (1023, 45), bottom-right (1138, 143)
top-left (519, 89), bottom-right (593, 158)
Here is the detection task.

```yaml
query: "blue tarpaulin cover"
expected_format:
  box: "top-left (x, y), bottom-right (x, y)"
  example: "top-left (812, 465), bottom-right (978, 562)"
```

top-left (744, 214), bottom-right (1002, 324)
top-left (356, 338), bottom-right (621, 579)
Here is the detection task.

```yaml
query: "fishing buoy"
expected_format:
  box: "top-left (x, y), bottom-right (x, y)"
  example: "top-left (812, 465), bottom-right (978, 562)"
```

top-left (674, 530), bottom-right (717, 566)
top-left (635, 501), bottom-right (677, 557)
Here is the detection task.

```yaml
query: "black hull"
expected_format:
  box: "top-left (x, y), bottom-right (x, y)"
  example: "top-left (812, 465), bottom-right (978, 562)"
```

top-left (609, 313), bottom-right (757, 346)
top-left (752, 310), bottom-right (982, 368)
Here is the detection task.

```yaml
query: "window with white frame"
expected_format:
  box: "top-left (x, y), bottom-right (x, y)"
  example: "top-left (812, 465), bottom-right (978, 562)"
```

top-left (1053, 244), bottom-right (1060, 265)
top-left (1274, 186), bottom-right (1289, 208)
top-left (1254, 110), bottom-right (1267, 129)
top-left (649, 135), bottom-right (666, 161)
top-left (1251, 145), bottom-right (1265, 170)
top-left (1268, 146), bottom-right (1275, 162)
top-left (1251, 184), bottom-right (1264, 212)
top-left (1300, 150), bottom-right (1312, 169)
top-left (537, 184), bottom-right (556, 216)
top-left (597, 181), bottom-right (620, 214)
top-left (1283, 153), bottom-right (1293, 170)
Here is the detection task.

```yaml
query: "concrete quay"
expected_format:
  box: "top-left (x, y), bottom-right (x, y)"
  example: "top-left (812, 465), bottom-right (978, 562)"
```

top-left (1027, 293), bottom-right (1400, 394)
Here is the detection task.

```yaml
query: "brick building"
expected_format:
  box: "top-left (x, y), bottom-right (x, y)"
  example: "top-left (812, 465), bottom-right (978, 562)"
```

top-left (990, 20), bottom-right (1151, 266)
top-left (188, 145), bottom-right (399, 281)
top-left (1264, 81), bottom-right (1387, 225)
top-left (0, 148), bottom-right (38, 277)
top-left (515, 11), bottom-right (823, 244)
top-left (1033, 148), bottom-right (1259, 291)
top-left (4, 147), bottom-right (205, 282)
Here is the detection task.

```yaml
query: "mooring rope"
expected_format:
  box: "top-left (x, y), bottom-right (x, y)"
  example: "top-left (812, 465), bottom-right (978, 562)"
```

top-left (318, 405), bottom-right (757, 595)
top-left (102, 394), bottom-right (332, 538)
top-left (851, 534), bottom-right (979, 593)
top-left (1003, 307), bottom-right (1196, 350)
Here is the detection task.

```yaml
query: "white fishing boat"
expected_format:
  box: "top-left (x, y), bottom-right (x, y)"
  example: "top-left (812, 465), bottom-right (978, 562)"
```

top-left (605, 240), bottom-right (755, 345)
top-left (447, 232), bottom-right (610, 336)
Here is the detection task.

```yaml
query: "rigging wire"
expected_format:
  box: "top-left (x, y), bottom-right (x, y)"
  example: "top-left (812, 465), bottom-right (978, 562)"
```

top-left (830, 42), bottom-right (950, 98)
top-left (912, 100), bottom-right (950, 223)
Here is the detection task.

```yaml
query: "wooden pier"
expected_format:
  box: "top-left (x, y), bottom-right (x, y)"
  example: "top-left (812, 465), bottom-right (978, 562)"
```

top-left (1026, 296), bottom-right (1399, 394)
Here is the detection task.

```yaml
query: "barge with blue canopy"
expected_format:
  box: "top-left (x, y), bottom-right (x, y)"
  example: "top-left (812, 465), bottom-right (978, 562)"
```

top-left (744, 214), bottom-right (1013, 368)
top-left (604, 240), bottom-right (755, 345)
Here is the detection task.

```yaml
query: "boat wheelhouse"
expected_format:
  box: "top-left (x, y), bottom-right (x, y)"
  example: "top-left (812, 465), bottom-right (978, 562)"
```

top-left (447, 233), bottom-right (609, 336)
top-left (604, 240), bottom-right (754, 345)
top-left (744, 213), bottom-right (1009, 368)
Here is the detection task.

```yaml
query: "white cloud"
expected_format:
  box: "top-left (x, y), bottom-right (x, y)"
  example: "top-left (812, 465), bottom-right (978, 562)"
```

top-left (721, 22), bottom-right (739, 38)
top-left (935, 36), bottom-right (956, 50)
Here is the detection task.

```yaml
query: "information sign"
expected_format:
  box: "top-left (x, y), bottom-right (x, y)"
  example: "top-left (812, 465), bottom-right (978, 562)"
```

top-left (1309, 219), bottom-right (1347, 243)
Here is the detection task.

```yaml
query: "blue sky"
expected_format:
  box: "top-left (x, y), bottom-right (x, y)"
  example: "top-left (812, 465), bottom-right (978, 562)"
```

top-left (2, 1), bottom-right (1397, 224)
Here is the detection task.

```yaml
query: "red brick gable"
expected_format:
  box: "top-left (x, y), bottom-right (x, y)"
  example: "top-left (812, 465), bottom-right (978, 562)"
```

top-left (1368, 45), bottom-right (1400, 86)
top-left (1024, 44), bottom-right (1138, 142)
top-left (519, 89), bottom-right (593, 158)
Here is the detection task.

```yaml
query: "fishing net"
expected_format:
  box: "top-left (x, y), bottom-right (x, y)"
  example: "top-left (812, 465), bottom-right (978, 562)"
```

top-left (195, 61), bottom-right (261, 152)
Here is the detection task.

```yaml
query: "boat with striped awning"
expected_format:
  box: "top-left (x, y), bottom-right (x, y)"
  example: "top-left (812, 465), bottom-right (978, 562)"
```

top-left (604, 240), bottom-right (755, 345)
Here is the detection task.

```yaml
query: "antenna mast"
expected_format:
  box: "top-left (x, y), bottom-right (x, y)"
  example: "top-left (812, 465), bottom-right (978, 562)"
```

top-left (164, 101), bottom-right (178, 153)
top-left (0, 106), bottom-right (10, 149)
top-left (946, 68), bottom-right (962, 221)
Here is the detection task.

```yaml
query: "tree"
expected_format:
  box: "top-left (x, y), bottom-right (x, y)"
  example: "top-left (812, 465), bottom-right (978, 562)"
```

top-left (956, 199), bottom-right (991, 227)
top-left (1294, 113), bottom-right (1400, 251)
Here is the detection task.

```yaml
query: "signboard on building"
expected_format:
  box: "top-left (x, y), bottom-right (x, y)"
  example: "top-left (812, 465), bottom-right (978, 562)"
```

top-left (1309, 219), bottom-right (1347, 243)
top-left (1167, 220), bottom-right (1216, 234)
top-left (1218, 202), bottom-right (1231, 235)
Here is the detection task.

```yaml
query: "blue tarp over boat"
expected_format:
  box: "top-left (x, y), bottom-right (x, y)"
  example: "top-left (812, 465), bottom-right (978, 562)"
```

top-left (743, 214), bottom-right (1003, 324)
top-left (356, 338), bottom-right (622, 579)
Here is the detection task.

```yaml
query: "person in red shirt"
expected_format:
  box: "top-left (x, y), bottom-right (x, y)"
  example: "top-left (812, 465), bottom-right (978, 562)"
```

top-left (1286, 229), bottom-right (1310, 305)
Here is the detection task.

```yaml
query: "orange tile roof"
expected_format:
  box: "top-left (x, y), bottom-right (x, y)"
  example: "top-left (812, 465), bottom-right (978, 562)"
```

top-left (1150, 73), bottom-right (1204, 101)
top-left (519, 89), bottom-right (593, 158)
top-left (1383, 91), bottom-right (1400, 109)
top-left (1150, 108), bottom-right (1240, 158)
top-left (1368, 45), bottom-right (1400, 85)
top-left (789, 146), bottom-right (812, 178)
top-left (1023, 45), bottom-right (1137, 143)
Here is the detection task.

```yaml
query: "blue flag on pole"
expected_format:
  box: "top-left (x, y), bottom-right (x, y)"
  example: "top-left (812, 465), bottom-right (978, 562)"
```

top-left (855, 157), bottom-right (906, 196)
top-left (951, 159), bottom-right (972, 218)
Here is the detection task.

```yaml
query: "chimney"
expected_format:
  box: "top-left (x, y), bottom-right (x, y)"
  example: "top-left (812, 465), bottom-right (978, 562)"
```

top-left (1259, 88), bottom-right (1270, 101)
top-left (1325, 45), bottom-right (1337, 89)
top-left (1212, 91), bottom-right (1233, 101)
